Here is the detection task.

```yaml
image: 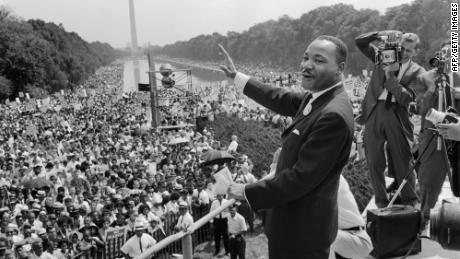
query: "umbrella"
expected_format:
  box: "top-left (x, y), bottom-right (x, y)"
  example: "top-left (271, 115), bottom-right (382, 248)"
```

top-left (200, 149), bottom-right (235, 166)
top-left (168, 137), bottom-right (189, 145)
top-left (21, 177), bottom-right (51, 189)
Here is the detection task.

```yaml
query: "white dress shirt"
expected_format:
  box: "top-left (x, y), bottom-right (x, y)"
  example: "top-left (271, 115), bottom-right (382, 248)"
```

top-left (227, 140), bottom-right (238, 153)
top-left (227, 212), bottom-right (247, 235)
top-left (209, 198), bottom-right (229, 223)
top-left (338, 175), bottom-right (365, 229)
top-left (175, 212), bottom-right (194, 231)
top-left (303, 81), bottom-right (342, 115)
top-left (120, 233), bottom-right (156, 258)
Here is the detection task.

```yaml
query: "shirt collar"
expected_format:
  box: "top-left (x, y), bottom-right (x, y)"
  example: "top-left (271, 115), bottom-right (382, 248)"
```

top-left (310, 81), bottom-right (342, 101)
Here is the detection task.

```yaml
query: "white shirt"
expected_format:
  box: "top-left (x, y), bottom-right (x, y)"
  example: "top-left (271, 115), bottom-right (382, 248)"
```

top-left (120, 233), bottom-right (156, 258)
top-left (227, 212), bottom-right (247, 235)
top-left (175, 212), bottom-right (194, 231)
top-left (227, 140), bottom-right (238, 153)
top-left (210, 199), bottom-right (229, 223)
top-left (378, 60), bottom-right (410, 101)
top-left (338, 175), bottom-right (365, 229)
top-left (303, 81), bottom-right (342, 115)
top-left (198, 189), bottom-right (210, 205)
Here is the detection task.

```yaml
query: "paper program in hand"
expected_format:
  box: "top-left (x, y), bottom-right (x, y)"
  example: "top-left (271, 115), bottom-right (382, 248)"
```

top-left (213, 167), bottom-right (233, 195)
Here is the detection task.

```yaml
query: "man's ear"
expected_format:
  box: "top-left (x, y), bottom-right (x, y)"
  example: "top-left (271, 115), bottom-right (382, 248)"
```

top-left (337, 62), bottom-right (345, 75)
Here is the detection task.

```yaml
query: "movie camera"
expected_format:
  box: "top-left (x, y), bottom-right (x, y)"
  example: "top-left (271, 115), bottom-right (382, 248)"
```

top-left (429, 46), bottom-right (450, 73)
top-left (375, 35), bottom-right (403, 65)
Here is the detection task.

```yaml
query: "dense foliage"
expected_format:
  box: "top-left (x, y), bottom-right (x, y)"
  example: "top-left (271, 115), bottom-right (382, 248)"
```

top-left (156, 0), bottom-right (449, 74)
top-left (0, 7), bottom-right (119, 99)
top-left (209, 114), bottom-right (281, 178)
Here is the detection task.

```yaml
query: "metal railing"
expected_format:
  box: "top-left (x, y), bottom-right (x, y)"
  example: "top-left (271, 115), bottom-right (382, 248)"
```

top-left (136, 199), bottom-right (236, 259)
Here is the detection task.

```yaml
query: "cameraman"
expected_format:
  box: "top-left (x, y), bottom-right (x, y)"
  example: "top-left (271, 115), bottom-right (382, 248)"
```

top-left (415, 41), bottom-right (460, 228)
top-left (355, 31), bottom-right (425, 208)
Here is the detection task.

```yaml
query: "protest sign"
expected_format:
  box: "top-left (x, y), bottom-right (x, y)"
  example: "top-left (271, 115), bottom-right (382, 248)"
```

top-left (104, 227), bottom-right (127, 259)
top-left (25, 93), bottom-right (30, 100)
top-left (18, 92), bottom-right (24, 98)
top-left (213, 167), bottom-right (233, 195)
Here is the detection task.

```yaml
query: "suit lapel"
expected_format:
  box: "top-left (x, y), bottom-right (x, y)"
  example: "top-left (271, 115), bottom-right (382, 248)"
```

top-left (281, 85), bottom-right (344, 138)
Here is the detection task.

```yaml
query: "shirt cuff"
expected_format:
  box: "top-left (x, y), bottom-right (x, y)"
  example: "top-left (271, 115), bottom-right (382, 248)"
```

top-left (234, 72), bottom-right (250, 89)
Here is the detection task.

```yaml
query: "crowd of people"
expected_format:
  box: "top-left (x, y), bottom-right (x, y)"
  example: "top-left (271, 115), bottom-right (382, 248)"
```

top-left (0, 48), bottom-right (377, 259)
top-left (0, 63), bottom-right (262, 259)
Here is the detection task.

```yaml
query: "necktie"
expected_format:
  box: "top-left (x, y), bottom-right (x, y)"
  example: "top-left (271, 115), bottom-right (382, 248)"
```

top-left (301, 93), bottom-right (313, 116)
top-left (139, 236), bottom-right (143, 253)
top-left (385, 69), bottom-right (399, 108)
top-left (219, 200), bottom-right (222, 219)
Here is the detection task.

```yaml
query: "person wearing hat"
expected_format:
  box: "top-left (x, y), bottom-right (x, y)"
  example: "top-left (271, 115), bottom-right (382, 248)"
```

top-left (174, 201), bottom-right (193, 232)
top-left (120, 220), bottom-right (156, 258)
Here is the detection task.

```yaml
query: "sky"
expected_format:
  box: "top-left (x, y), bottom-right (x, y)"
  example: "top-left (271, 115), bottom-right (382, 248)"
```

top-left (0, 0), bottom-right (414, 48)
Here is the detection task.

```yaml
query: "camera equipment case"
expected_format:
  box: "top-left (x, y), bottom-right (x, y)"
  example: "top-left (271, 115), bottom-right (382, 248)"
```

top-left (367, 205), bottom-right (421, 258)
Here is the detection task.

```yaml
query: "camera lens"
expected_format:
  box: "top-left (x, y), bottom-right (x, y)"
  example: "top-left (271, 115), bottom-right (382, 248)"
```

top-left (429, 57), bottom-right (440, 68)
top-left (430, 202), bottom-right (460, 250)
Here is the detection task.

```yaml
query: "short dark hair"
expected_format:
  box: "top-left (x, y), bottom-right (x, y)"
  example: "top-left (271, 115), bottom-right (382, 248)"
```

top-left (316, 35), bottom-right (348, 64)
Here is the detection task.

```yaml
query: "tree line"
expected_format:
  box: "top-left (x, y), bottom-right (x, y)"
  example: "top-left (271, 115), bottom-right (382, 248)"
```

top-left (0, 7), bottom-right (120, 100)
top-left (154, 0), bottom-right (449, 75)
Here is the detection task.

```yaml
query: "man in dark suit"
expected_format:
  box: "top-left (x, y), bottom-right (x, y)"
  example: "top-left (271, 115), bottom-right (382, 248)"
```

top-left (355, 31), bottom-right (425, 208)
top-left (220, 35), bottom-right (354, 259)
top-left (414, 41), bottom-right (460, 228)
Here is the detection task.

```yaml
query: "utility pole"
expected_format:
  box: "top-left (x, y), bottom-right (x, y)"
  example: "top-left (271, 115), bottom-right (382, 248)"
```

top-left (147, 53), bottom-right (159, 128)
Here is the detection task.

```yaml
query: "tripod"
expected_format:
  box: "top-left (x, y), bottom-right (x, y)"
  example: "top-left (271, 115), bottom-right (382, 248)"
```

top-left (388, 68), bottom-right (456, 207)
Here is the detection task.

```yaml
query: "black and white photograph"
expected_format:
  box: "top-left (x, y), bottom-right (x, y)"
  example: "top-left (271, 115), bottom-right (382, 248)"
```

top-left (0, 0), bottom-right (459, 258)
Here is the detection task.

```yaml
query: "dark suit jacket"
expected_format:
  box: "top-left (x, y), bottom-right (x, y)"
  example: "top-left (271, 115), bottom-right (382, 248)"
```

top-left (242, 79), bottom-right (354, 258)
top-left (355, 31), bottom-right (425, 141)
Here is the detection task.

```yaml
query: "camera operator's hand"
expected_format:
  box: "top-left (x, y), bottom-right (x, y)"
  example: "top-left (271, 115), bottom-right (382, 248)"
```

top-left (382, 63), bottom-right (399, 78)
top-left (438, 120), bottom-right (460, 141)
top-left (218, 44), bottom-right (237, 80)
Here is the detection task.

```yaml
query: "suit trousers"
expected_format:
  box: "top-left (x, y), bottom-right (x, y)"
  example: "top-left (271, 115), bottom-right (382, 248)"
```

top-left (417, 130), bottom-right (449, 223)
top-left (268, 237), bottom-right (330, 259)
top-left (213, 218), bottom-right (229, 254)
top-left (238, 201), bottom-right (254, 232)
top-left (364, 102), bottom-right (418, 208)
top-left (229, 235), bottom-right (245, 259)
